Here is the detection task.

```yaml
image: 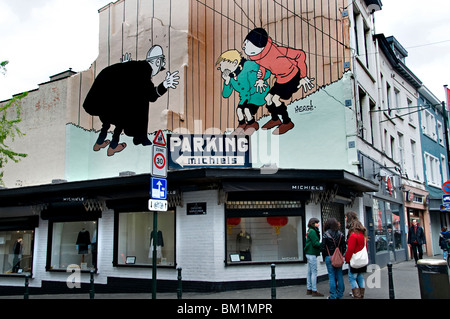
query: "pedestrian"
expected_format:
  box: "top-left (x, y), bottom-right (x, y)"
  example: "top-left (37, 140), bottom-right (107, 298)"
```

top-left (439, 226), bottom-right (450, 261)
top-left (304, 217), bottom-right (324, 297)
top-left (321, 218), bottom-right (346, 299)
top-left (344, 211), bottom-right (368, 299)
top-left (407, 219), bottom-right (426, 264)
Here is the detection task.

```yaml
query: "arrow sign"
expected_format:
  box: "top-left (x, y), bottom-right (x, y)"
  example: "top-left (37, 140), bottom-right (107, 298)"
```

top-left (151, 177), bottom-right (167, 200)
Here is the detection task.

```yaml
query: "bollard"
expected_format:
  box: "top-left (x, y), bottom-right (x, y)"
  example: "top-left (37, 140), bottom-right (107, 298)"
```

top-left (89, 269), bottom-right (95, 299)
top-left (271, 264), bottom-right (276, 299)
top-left (24, 274), bottom-right (30, 299)
top-left (387, 262), bottom-right (395, 299)
top-left (177, 267), bottom-right (182, 299)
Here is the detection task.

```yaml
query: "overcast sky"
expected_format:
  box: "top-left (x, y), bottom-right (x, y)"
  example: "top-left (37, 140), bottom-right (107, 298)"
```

top-left (0, 0), bottom-right (449, 103)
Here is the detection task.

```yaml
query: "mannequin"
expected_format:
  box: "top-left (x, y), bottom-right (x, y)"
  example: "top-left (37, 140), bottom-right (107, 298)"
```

top-left (76, 228), bottom-right (91, 264)
top-left (12, 237), bottom-right (23, 273)
top-left (237, 230), bottom-right (252, 261)
top-left (149, 230), bottom-right (164, 262)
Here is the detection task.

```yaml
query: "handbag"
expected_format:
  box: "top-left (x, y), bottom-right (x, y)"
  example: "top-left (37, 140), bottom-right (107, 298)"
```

top-left (326, 234), bottom-right (344, 268)
top-left (350, 239), bottom-right (369, 269)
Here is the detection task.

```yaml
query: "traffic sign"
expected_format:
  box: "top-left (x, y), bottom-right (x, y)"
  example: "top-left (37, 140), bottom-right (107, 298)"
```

top-left (148, 199), bottom-right (168, 212)
top-left (443, 181), bottom-right (450, 194)
top-left (153, 130), bottom-right (167, 147)
top-left (443, 195), bottom-right (450, 204)
top-left (152, 145), bottom-right (168, 177)
top-left (151, 177), bottom-right (167, 200)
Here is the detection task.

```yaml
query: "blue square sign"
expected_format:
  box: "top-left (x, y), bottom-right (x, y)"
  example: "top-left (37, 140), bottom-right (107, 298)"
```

top-left (151, 177), bottom-right (167, 200)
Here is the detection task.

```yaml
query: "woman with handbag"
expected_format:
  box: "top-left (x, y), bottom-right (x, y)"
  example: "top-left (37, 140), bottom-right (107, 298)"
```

top-left (322, 218), bottom-right (346, 299)
top-left (344, 211), bottom-right (369, 299)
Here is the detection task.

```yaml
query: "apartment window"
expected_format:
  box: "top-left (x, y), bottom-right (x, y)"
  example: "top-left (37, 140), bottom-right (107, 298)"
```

top-left (353, 10), bottom-right (370, 68)
top-left (441, 154), bottom-right (448, 185)
top-left (411, 140), bottom-right (417, 179)
top-left (386, 82), bottom-right (392, 115)
top-left (407, 98), bottom-right (414, 122)
top-left (424, 152), bottom-right (441, 187)
top-left (398, 133), bottom-right (405, 171)
top-left (369, 100), bottom-right (376, 145)
top-left (423, 110), bottom-right (436, 141)
top-left (394, 88), bottom-right (401, 116)
top-left (390, 135), bottom-right (395, 160)
top-left (437, 121), bottom-right (444, 146)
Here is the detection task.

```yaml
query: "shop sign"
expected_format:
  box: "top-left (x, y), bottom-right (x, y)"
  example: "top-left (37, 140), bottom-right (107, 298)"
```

top-left (168, 134), bottom-right (251, 169)
top-left (187, 202), bottom-right (207, 215)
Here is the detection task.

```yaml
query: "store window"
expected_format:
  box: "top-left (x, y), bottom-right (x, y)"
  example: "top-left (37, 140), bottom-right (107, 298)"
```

top-left (226, 201), bottom-right (304, 264)
top-left (115, 211), bottom-right (175, 267)
top-left (0, 230), bottom-right (34, 275)
top-left (0, 216), bottom-right (38, 276)
top-left (48, 220), bottom-right (98, 271)
top-left (373, 199), bottom-right (404, 255)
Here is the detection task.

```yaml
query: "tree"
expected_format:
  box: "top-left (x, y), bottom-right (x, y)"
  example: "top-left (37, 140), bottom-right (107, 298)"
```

top-left (0, 60), bottom-right (28, 186)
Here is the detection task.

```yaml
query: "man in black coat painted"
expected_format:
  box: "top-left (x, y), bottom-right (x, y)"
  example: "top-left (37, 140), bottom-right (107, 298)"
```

top-left (83, 45), bottom-right (179, 156)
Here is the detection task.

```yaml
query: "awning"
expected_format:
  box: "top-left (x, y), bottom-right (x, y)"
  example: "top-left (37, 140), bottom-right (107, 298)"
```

top-left (0, 168), bottom-right (378, 208)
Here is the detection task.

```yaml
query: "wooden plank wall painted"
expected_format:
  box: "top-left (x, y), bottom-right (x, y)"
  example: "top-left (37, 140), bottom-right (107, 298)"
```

top-left (168, 0), bottom-right (351, 134)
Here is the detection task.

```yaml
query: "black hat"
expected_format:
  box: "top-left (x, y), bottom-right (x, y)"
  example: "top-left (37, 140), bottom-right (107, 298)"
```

top-left (245, 28), bottom-right (268, 48)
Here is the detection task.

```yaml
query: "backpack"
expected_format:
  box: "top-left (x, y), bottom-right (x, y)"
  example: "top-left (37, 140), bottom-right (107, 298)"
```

top-left (326, 234), bottom-right (344, 268)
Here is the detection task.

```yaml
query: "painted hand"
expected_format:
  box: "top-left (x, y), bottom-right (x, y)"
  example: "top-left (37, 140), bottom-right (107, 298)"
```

top-left (254, 79), bottom-right (267, 93)
top-left (163, 71), bottom-right (180, 89)
top-left (298, 77), bottom-right (315, 93)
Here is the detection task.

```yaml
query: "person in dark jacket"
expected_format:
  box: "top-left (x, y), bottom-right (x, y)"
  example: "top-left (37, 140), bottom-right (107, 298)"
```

top-left (83, 45), bottom-right (179, 156)
top-left (322, 218), bottom-right (346, 299)
top-left (407, 219), bottom-right (426, 264)
top-left (439, 226), bottom-right (450, 260)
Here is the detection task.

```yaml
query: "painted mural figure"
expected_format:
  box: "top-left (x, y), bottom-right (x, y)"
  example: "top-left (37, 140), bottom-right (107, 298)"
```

top-left (216, 49), bottom-right (271, 135)
top-left (83, 45), bottom-right (179, 156)
top-left (243, 28), bottom-right (315, 135)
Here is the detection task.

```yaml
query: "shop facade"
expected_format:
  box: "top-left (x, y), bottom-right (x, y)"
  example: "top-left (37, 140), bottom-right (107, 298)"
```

top-left (358, 153), bottom-right (408, 266)
top-left (0, 169), bottom-right (376, 294)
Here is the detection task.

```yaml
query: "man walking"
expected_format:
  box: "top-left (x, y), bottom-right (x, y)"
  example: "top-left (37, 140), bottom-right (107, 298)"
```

top-left (408, 219), bottom-right (426, 264)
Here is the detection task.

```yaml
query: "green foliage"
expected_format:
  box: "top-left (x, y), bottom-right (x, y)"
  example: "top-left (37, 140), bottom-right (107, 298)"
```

top-left (0, 60), bottom-right (28, 185)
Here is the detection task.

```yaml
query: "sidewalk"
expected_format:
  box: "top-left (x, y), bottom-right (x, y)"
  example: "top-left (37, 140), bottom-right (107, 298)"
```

top-left (3, 258), bottom-right (444, 300)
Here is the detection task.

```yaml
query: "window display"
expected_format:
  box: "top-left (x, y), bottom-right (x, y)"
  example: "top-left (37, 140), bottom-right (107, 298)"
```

top-left (0, 230), bottom-right (34, 275)
top-left (226, 215), bottom-right (304, 264)
top-left (116, 211), bottom-right (175, 266)
top-left (49, 221), bottom-right (97, 270)
top-left (373, 199), bottom-right (403, 255)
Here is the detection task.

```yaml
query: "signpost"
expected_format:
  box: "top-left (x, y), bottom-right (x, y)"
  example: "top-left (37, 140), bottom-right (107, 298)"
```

top-left (149, 130), bottom-right (168, 299)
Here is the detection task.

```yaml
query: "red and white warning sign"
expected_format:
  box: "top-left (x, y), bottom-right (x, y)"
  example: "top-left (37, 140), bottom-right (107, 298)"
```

top-left (153, 130), bottom-right (167, 147)
top-left (152, 145), bottom-right (167, 178)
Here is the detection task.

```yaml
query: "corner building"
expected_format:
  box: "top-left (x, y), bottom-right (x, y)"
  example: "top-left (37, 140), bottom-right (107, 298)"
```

top-left (0, 0), bottom-right (383, 294)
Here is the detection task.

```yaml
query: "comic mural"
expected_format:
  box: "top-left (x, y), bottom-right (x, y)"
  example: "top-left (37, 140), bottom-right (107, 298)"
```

top-left (63, 0), bottom-right (352, 181)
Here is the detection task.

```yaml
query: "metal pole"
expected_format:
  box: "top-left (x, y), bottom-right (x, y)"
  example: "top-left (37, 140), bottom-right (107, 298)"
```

top-left (89, 269), bottom-right (95, 299)
top-left (24, 274), bottom-right (30, 299)
top-left (177, 267), bottom-right (182, 299)
top-left (271, 264), bottom-right (276, 299)
top-left (387, 262), bottom-right (395, 299)
top-left (152, 211), bottom-right (158, 299)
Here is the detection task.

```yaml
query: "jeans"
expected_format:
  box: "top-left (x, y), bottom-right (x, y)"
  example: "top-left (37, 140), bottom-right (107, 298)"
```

top-left (348, 267), bottom-right (365, 289)
top-left (411, 243), bottom-right (423, 263)
top-left (324, 256), bottom-right (345, 299)
top-left (306, 254), bottom-right (318, 291)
